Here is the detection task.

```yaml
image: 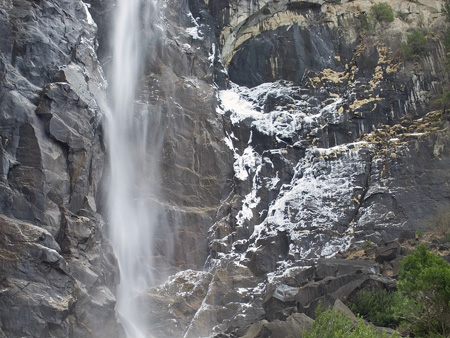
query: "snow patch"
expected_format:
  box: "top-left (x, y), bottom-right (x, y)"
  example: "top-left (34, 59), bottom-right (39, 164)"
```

top-left (233, 146), bottom-right (261, 181)
top-left (186, 12), bottom-right (203, 40)
top-left (209, 43), bottom-right (216, 67)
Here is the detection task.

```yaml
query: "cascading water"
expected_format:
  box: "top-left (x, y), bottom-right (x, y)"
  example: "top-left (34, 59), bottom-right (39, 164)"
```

top-left (106, 0), bottom-right (164, 336)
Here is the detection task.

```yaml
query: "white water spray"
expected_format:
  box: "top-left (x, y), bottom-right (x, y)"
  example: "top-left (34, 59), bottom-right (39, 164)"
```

top-left (107, 0), bottom-right (163, 336)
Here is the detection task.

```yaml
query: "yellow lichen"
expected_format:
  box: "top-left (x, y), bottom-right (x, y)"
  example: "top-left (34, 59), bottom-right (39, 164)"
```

top-left (349, 97), bottom-right (377, 109)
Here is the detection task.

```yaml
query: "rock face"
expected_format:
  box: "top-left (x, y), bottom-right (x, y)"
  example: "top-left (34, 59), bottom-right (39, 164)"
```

top-left (149, 0), bottom-right (234, 273)
top-left (87, 0), bottom-right (233, 277)
top-left (0, 1), bottom-right (122, 337)
top-left (1, 0), bottom-right (450, 337)
top-left (137, 0), bottom-right (450, 337)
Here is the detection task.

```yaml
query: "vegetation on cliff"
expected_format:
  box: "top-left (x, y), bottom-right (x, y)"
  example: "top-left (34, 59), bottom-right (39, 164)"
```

top-left (398, 244), bottom-right (450, 337)
top-left (305, 304), bottom-right (399, 338)
top-left (305, 242), bottom-right (450, 337)
top-left (438, 0), bottom-right (450, 112)
top-left (348, 289), bottom-right (403, 328)
top-left (343, 244), bottom-right (450, 338)
top-left (401, 30), bottom-right (428, 60)
top-left (371, 2), bottom-right (395, 24)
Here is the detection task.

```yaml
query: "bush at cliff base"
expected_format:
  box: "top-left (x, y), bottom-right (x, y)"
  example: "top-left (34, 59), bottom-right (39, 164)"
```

top-left (303, 304), bottom-right (399, 338)
top-left (348, 289), bottom-right (404, 328)
top-left (398, 244), bottom-right (450, 337)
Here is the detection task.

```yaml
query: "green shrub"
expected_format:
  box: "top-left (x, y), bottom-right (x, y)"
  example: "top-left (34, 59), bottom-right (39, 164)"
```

top-left (307, 247), bottom-right (450, 337)
top-left (443, 0), bottom-right (450, 22)
top-left (402, 30), bottom-right (428, 60)
top-left (435, 92), bottom-right (450, 114)
top-left (348, 289), bottom-right (405, 328)
top-left (444, 28), bottom-right (450, 49)
top-left (362, 240), bottom-right (374, 249)
top-left (371, 3), bottom-right (395, 23)
top-left (407, 30), bottom-right (428, 54)
top-left (415, 229), bottom-right (424, 239)
top-left (443, 8), bottom-right (450, 68)
top-left (359, 12), bottom-right (373, 31)
top-left (304, 307), bottom-right (352, 338)
top-left (304, 307), bottom-right (399, 338)
top-left (398, 244), bottom-right (450, 337)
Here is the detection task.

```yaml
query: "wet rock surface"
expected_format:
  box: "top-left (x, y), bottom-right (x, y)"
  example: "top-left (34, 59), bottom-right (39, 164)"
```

top-left (1, 0), bottom-right (450, 337)
top-left (88, 0), bottom-right (233, 277)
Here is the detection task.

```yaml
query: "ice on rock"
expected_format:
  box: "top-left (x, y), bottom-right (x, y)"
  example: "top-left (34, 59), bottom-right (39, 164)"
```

top-left (237, 190), bottom-right (261, 226)
top-left (264, 171), bottom-right (280, 191)
top-left (219, 87), bottom-right (262, 124)
top-left (216, 80), bottom-right (374, 262)
top-left (262, 143), bottom-right (372, 228)
top-left (219, 81), bottom-right (345, 143)
top-left (223, 135), bottom-right (234, 150)
top-left (209, 43), bottom-right (216, 67)
top-left (233, 146), bottom-right (261, 181)
top-left (219, 82), bottom-right (306, 138)
top-left (186, 12), bottom-right (204, 40)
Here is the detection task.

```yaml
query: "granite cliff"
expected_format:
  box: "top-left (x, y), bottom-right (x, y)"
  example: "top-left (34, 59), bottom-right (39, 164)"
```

top-left (0, 0), bottom-right (449, 337)
top-left (0, 0), bottom-right (122, 337)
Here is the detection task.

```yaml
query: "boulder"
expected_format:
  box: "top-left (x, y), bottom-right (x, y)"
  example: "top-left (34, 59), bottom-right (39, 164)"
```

top-left (375, 241), bottom-right (401, 263)
top-left (333, 299), bottom-right (357, 321)
top-left (247, 231), bottom-right (290, 276)
top-left (263, 283), bottom-right (299, 321)
top-left (251, 313), bottom-right (314, 338)
top-left (316, 259), bottom-right (379, 279)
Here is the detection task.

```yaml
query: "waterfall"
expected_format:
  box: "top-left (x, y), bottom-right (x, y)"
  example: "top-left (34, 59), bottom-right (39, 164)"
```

top-left (106, 0), bottom-right (164, 336)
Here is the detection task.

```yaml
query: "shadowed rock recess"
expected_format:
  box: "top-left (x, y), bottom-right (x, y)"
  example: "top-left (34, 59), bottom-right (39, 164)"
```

top-left (0, 0), bottom-right (449, 337)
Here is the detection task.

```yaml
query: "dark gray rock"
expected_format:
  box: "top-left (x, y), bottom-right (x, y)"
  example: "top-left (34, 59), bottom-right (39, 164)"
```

top-left (0, 0), bottom-right (122, 336)
top-left (228, 23), bottom-right (350, 88)
top-left (315, 259), bottom-right (379, 279)
top-left (263, 283), bottom-right (299, 321)
top-left (246, 313), bottom-right (314, 338)
top-left (2, 0), bottom-right (450, 338)
top-left (296, 274), bottom-right (366, 317)
top-left (333, 299), bottom-right (357, 321)
top-left (247, 231), bottom-right (290, 276)
top-left (375, 241), bottom-right (401, 263)
top-left (256, 259), bottom-right (390, 325)
top-left (294, 266), bottom-right (316, 287)
top-left (182, 261), bottom-right (264, 338)
top-left (137, 270), bottom-right (213, 338)
top-left (0, 215), bottom-right (74, 337)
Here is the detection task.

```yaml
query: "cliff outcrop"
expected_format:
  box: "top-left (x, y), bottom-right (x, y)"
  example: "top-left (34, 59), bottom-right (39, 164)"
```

top-left (0, 0), bottom-right (449, 337)
top-left (143, 0), bottom-right (450, 336)
top-left (0, 1), bottom-right (122, 336)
